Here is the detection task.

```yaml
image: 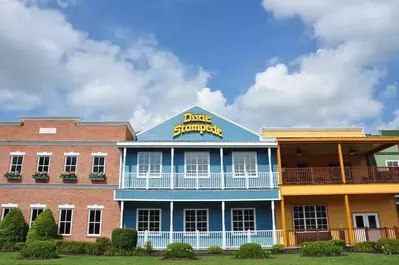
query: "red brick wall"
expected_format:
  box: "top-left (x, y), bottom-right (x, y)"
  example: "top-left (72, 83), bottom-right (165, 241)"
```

top-left (0, 189), bottom-right (120, 241)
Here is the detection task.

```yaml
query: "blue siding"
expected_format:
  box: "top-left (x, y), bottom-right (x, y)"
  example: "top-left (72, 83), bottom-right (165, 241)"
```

top-left (125, 149), bottom-right (171, 174)
top-left (223, 150), bottom-right (271, 173)
top-left (123, 201), bottom-right (170, 230)
top-left (225, 201), bottom-right (272, 230)
top-left (173, 202), bottom-right (222, 231)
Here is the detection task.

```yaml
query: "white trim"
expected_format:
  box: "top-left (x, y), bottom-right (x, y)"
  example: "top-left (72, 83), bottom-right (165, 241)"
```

top-left (120, 201), bottom-right (125, 228)
top-left (64, 155), bottom-right (78, 173)
top-left (29, 205), bottom-right (46, 227)
top-left (87, 205), bottom-right (104, 209)
top-left (92, 155), bottom-right (106, 174)
top-left (385, 160), bottom-right (399, 167)
top-left (183, 208), bottom-right (209, 233)
top-left (117, 141), bottom-right (277, 148)
top-left (30, 204), bottom-right (46, 208)
top-left (262, 127), bottom-right (364, 132)
top-left (1, 203), bottom-right (18, 208)
top-left (136, 151), bottom-right (163, 178)
top-left (232, 151), bottom-right (258, 178)
top-left (169, 202), bottom-right (174, 243)
top-left (184, 151), bottom-right (210, 178)
top-left (87, 208), bottom-right (103, 236)
top-left (58, 207), bottom-right (74, 236)
top-left (136, 208), bottom-right (162, 233)
top-left (352, 213), bottom-right (380, 228)
top-left (221, 201), bottom-right (226, 249)
top-left (10, 152), bottom-right (25, 156)
top-left (64, 152), bottom-right (80, 156)
top-left (36, 154), bottom-right (51, 175)
top-left (117, 198), bottom-right (277, 202)
top-left (39, 128), bottom-right (57, 134)
top-left (292, 205), bottom-right (329, 230)
top-left (9, 154), bottom-right (24, 174)
top-left (121, 148), bottom-right (126, 188)
top-left (91, 152), bottom-right (108, 157)
top-left (36, 152), bottom-right (53, 156)
top-left (230, 207), bottom-right (257, 232)
top-left (58, 204), bottom-right (75, 209)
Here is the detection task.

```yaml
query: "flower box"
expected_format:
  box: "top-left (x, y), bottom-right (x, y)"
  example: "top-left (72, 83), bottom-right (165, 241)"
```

top-left (4, 171), bottom-right (21, 180)
top-left (59, 172), bottom-right (77, 180)
top-left (32, 172), bottom-right (49, 180)
top-left (89, 172), bottom-right (105, 180)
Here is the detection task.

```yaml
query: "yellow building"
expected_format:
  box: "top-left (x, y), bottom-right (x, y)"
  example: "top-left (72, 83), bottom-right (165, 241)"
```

top-left (262, 128), bottom-right (399, 246)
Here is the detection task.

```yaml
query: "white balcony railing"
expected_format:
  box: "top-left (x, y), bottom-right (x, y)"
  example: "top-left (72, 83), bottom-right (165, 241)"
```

top-left (137, 230), bottom-right (284, 249)
top-left (122, 172), bottom-right (279, 189)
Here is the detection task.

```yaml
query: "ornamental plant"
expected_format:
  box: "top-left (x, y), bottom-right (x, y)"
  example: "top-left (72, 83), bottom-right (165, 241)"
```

top-left (26, 209), bottom-right (57, 243)
top-left (0, 208), bottom-right (28, 244)
top-left (89, 172), bottom-right (105, 180)
top-left (3, 171), bottom-right (21, 180)
top-left (32, 171), bottom-right (49, 180)
top-left (59, 171), bottom-right (77, 180)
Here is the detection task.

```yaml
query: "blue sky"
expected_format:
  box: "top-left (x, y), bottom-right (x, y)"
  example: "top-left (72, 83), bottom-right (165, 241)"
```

top-left (0, 0), bottom-right (398, 132)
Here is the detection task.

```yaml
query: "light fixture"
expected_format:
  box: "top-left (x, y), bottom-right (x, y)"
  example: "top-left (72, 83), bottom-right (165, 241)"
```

top-left (296, 148), bottom-right (303, 156)
top-left (349, 147), bottom-right (357, 155)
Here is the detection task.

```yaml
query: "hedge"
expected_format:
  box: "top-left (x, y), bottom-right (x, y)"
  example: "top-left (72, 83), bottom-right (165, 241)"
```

top-left (0, 208), bottom-right (28, 244)
top-left (111, 228), bottom-right (137, 250)
top-left (163, 242), bottom-right (195, 259)
top-left (20, 240), bottom-right (58, 260)
top-left (208, 246), bottom-right (222, 254)
top-left (376, 238), bottom-right (399, 255)
top-left (271, 244), bottom-right (285, 254)
top-left (300, 241), bottom-right (343, 256)
top-left (233, 243), bottom-right (270, 259)
top-left (352, 241), bottom-right (376, 252)
top-left (26, 209), bottom-right (57, 243)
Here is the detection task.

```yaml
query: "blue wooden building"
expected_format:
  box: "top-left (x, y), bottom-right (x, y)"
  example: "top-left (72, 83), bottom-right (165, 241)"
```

top-left (114, 106), bottom-right (281, 249)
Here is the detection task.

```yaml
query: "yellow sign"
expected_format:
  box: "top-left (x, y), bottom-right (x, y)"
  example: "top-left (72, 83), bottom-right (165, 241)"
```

top-left (173, 112), bottom-right (223, 138)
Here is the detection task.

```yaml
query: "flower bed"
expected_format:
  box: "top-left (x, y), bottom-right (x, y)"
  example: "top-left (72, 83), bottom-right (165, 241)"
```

top-left (89, 172), bottom-right (105, 180)
top-left (32, 172), bottom-right (49, 180)
top-left (3, 171), bottom-right (21, 180)
top-left (59, 172), bottom-right (77, 180)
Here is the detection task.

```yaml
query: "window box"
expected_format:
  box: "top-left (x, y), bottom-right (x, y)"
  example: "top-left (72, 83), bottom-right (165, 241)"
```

top-left (59, 172), bottom-right (77, 180)
top-left (89, 172), bottom-right (105, 180)
top-left (3, 171), bottom-right (21, 180)
top-left (32, 171), bottom-right (49, 180)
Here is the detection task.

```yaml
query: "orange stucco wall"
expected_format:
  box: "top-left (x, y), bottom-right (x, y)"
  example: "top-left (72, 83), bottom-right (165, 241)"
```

top-left (262, 129), bottom-right (364, 138)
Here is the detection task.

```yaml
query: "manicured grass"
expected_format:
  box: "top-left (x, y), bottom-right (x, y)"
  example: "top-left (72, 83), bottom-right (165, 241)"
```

top-left (0, 252), bottom-right (397, 265)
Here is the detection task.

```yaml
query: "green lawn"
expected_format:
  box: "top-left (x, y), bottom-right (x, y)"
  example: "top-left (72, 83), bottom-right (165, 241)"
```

top-left (0, 253), bottom-right (397, 265)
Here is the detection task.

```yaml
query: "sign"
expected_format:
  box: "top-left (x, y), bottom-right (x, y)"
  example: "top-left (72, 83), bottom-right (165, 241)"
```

top-left (173, 112), bottom-right (223, 138)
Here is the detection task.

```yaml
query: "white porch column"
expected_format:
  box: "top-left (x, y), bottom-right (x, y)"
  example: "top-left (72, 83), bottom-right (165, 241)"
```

top-left (222, 201), bottom-right (226, 249)
top-left (267, 148), bottom-right (274, 188)
top-left (271, 200), bottom-right (277, 245)
top-left (121, 148), bottom-right (127, 188)
top-left (119, 201), bottom-right (124, 228)
top-left (220, 148), bottom-right (224, 189)
top-left (169, 201), bottom-right (174, 244)
top-left (170, 148), bottom-right (174, 190)
top-left (118, 149), bottom-right (123, 189)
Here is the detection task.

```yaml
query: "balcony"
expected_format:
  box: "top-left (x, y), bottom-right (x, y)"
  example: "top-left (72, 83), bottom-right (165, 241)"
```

top-left (282, 166), bottom-right (399, 185)
top-left (122, 172), bottom-right (279, 189)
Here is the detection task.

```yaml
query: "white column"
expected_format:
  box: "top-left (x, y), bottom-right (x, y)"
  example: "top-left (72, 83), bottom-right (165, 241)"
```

top-left (271, 200), bottom-right (277, 245)
top-left (118, 149), bottom-right (123, 189)
top-left (170, 148), bottom-right (174, 189)
top-left (169, 201), bottom-right (174, 243)
top-left (222, 201), bottom-right (226, 249)
top-left (121, 148), bottom-right (127, 188)
top-left (220, 148), bottom-right (224, 189)
top-left (119, 201), bottom-right (124, 228)
top-left (268, 148), bottom-right (274, 188)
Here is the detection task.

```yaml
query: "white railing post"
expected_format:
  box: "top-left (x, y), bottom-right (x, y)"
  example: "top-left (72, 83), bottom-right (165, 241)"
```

top-left (146, 173), bottom-right (149, 190)
top-left (220, 148), bottom-right (224, 189)
top-left (196, 176), bottom-right (199, 190)
top-left (245, 173), bottom-right (249, 189)
top-left (119, 201), bottom-right (124, 228)
top-left (271, 200), bottom-right (277, 245)
top-left (169, 202), bottom-right (174, 244)
top-left (121, 148), bottom-right (127, 188)
top-left (196, 230), bottom-right (200, 250)
top-left (247, 229), bottom-right (251, 243)
top-left (170, 148), bottom-right (174, 190)
top-left (144, 230), bottom-right (149, 244)
top-left (222, 201), bottom-right (226, 249)
top-left (268, 148), bottom-right (274, 188)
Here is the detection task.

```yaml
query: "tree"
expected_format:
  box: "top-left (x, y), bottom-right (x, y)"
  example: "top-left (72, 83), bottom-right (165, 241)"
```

top-left (26, 209), bottom-right (57, 243)
top-left (0, 208), bottom-right (28, 243)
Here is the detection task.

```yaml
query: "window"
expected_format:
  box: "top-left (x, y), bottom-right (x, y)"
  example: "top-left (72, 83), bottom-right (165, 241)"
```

top-left (184, 152), bottom-right (209, 177)
top-left (58, 208), bottom-right (73, 235)
top-left (37, 156), bottom-right (50, 172)
top-left (137, 152), bottom-right (162, 177)
top-left (232, 152), bottom-right (257, 177)
top-left (30, 206), bottom-right (45, 227)
top-left (64, 156), bottom-right (78, 172)
top-left (9, 156), bottom-right (24, 173)
top-left (386, 161), bottom-right (399, 167)
top-left (184, 209), bottom-right (208, 232)
top-left (137, 209), bottom-right (161, 232)
top-left (92, 156), bottom-right (106, 173)
top-left (232, 208), bottom-right (256, 232)
top-left (1, 204), bottom-right (17, 220)
top-left (87, 208), bottom-right (103, 236)
top-left (293, 205), bottom-right (328, 230)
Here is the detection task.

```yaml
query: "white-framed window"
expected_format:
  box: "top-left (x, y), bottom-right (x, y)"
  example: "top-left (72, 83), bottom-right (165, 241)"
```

top-left (293, 205), bottom-right (328, 230)
top-left (184, 209), bottom-right (208, 232)
top-left (87, 205), bottom-right (103, 236)
top-left (37, 155), bottom-right (50, 173)
top-left (9, 155), bottom-right (24, 173)
top-left (137, 209), bottom-right (161, 232)
top-left (137, 152), bottom-right (162, 177)
top-left (386, 160), bottom-right (399, 167)
top-left (58, 205), bottom-right (74, 236)
top-left (92, 156), bottom-right (106, 173)
top-left (184, 152), bottom-right (210, 178)
top-left (232, 152), bottom-right (257, 177)
top-left (30, 204), bottom-right (46, 227)
top-left (231, 208), bottom-right (256, 232)
top-left (1, 204), bottom-right (18, 220)
top-left (64, 156), bottom-right (78, 172)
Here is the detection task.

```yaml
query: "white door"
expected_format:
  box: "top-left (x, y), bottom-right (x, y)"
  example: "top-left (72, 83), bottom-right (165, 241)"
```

top-left (353, 213), bottom-right (380, 242)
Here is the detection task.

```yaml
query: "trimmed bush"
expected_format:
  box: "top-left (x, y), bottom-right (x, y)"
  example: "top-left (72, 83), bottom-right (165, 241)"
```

top-left (163, 242), bottom-right (195, 259)
top-left (208, 246), bottom-right (222, 254)
top-left (0, 208), bottom-right (28, 244)
top-left (352, 241), bottom-right (376, 252)
top-left (144, 240), bottom-right (153, 253)
top-left (330, 239), bottom-right (346, 249)
top-left (56, 241), bottom-right (87, 255)
top-left (111, 228), bottom-right (137, 250)
top-left (271, 244), bottom-right (285, 254)
top-left (134, 246), bottom-right (148, 256)
top-left (300, 241), bottom-right (343, 257)
top-left (96, 237), bottom-right (112, 254)
top-left (376, 238), bottom-right (399, 255)
top-left (233, 243), bottom-right (270, 259)
top-left (103, 246), bottom-right (135, 256)
top-left (20, 240), bottom-right (58, 260)
top-left (26, 209), bottom-right (57, 243)
top-left (85, 242), bottom-right (104, 256)
top-left (14, 242), bottom-right (26, 251)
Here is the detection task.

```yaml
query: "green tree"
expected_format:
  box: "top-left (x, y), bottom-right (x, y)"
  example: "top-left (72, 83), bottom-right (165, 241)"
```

top-left (26, 209), bottom-right (57, 243)
top-left (0, 208), bottom-right (28, 243)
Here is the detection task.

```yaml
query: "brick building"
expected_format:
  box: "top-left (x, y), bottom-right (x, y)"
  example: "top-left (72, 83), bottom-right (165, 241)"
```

top-left (0, 117), bottom-right (134, 240)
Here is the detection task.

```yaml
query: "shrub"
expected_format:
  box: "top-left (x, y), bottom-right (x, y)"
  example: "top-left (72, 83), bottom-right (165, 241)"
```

top-left (352, 241), bottom-right (376, 252)
top-left (330, 239), bottom-right (346, 249)
top-left (271, 244), bottom-right (285, 254)
top-left (111, 228), bottom-right (137, 250)
top-left (26, 209), bottom-right (57, 243)
top-left (20, 240), bottom-right (58, 260)
top-left (300, 241), bottom-right (343, 257)
top-left (96, 237), bottom-right (112, 254)
top-left (103, 246), bottom-right (135, 256)
top-left (163, 242), bottom-right (195, 259)
top-left (134, 246), bottom-right (148, 256)
top-left (85, 242), bottom-right (104, 256)
top-left (0, 208), bottom-right (28, 244)
top-left (144, 240), bottom-right (153, 253)
top-left (14, 242), bottom-right (26, 251)
top-left (376, 238), bottom-right (399, 255)
top-left (208, 246), bottom-right (222, 254)
top-left (1, 241), bottom-right (18, 252)
top-left (233, 243), bottom-right (270, 259)
top-left (56, 241), bottom-right (87, 255)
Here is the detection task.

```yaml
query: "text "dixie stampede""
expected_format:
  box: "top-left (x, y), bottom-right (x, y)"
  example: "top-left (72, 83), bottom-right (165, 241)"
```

top-left (173, 113), bottom-right (223, 138)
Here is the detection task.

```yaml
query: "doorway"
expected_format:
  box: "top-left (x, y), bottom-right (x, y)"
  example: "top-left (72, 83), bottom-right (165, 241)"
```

top-left (353, 213), bottom-right (380, 242)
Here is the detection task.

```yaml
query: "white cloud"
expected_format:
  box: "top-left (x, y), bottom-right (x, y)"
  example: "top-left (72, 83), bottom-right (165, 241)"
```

top-left (381, 83), bottom-right (397, 100)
